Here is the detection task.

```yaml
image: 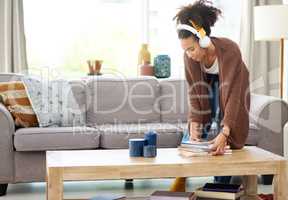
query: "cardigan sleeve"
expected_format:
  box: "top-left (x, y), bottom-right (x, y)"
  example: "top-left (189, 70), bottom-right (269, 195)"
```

top-left (184, 54), bottom-right (209, 124)
top-left (220, 53), bottom-right (250, 148)
top-left (220, 58), bottom-right (242, 128)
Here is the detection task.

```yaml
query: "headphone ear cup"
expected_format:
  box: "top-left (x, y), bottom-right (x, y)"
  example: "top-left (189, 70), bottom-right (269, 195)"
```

top-left (199, 36), bottom-right (211, 48)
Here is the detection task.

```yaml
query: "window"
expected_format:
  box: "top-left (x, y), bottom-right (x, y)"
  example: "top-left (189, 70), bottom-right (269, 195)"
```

top-left (24, 0), bottom-right (143, 78)
top-left (24, 0), bottom-right (242, 78)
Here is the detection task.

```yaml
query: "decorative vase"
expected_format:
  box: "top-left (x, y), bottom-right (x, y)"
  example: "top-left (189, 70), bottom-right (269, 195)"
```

top-left (87, 60), bottom-right (94, 75)
top-left (87, 59), bottom-right (103, 75)
top-left (138, 44), bottom-right (151, 65)
top-left (94, 60), bottom-right (103, 75)
top-left (153, 55), bottom-right (171, 78)
top-left (140, 64), bottom-right (154, 76)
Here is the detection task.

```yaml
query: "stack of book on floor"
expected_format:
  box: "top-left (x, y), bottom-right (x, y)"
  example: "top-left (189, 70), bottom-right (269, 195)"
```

top-left (194, 183), bottom-right (244, 200)
top-left (150, 191), bottom-right (195, 200)
top-left (178, 140), bottom-right (232, 157)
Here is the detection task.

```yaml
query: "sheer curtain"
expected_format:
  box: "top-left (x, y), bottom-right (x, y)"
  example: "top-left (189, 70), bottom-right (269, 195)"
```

top-left (0, 0), bottom-right (27, 73)
top-left (240, 0), bottom-right (282, 97)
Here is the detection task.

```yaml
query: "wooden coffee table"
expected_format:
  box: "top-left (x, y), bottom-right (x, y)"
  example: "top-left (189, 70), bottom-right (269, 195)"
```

top-left (46, 147), bottom-right (288, 200)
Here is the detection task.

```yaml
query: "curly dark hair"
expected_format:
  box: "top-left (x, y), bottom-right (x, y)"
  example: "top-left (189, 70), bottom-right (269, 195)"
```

top-left (174, 0), bottom-right (222, 39)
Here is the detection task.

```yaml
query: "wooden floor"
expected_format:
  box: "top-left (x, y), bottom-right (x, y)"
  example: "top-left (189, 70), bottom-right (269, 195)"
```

top-left (2, 177), bottom-right (272, 200)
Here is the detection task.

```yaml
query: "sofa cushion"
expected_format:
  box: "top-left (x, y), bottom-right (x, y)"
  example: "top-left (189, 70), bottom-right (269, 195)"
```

top-left (86, 77), bottom-right (161, 125)
top-left (14, 127), bottom-right (100, 151)
top-left (98, 123), bottom-right (183, 149)
top-left (159, 79), bottom-right (188, 123)
top-left (0, 81), bottom-right (38, 127)
top-left (22, 76), bottom-right (85, 127)
top-left (246, 123), bottom-right (260, 146)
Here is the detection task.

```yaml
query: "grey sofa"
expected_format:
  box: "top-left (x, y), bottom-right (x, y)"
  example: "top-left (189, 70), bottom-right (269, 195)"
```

top-left (0, 73), bottom-right (287, 195)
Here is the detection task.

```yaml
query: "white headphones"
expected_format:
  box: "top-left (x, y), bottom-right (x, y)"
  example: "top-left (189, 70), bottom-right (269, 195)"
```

top-left (176, 23), bottom-right (211, 48)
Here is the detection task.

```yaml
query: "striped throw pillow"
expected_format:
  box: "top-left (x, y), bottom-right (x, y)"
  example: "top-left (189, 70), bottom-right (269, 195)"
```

top-left (0, 81), bottom-right (38, 127)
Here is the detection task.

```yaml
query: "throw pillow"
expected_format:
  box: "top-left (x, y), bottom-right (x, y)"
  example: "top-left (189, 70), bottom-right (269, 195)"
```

top-left (22, 76), bottom-right (85, 127)
top-left (0, 81), bottom-right (39, 127)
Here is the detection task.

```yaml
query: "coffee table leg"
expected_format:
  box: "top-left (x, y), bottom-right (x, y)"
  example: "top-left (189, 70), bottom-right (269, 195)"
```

top-left (243, 175), bottom-right (258, 200)
top-left (273, 161), bottom-right (288, 200)
top-left (47, 168), bottom-right (63, 200)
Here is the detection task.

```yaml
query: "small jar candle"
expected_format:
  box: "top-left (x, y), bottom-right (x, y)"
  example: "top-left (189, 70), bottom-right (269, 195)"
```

top-left (143, 145), bottom-right (157, 158)
top-left (129, 138), bottom-right (146, 157)
top-left (144, 130), bottom-right (157, 146)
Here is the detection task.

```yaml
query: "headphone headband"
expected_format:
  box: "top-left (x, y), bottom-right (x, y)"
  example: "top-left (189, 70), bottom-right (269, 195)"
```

top-left (176, 24), bottom-right (201, 39)
top-left (176, 22), bottom-right (211, 48)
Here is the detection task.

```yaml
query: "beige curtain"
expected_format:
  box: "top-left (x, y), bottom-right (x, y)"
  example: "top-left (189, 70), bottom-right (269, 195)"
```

top-left (240, 0), bottom-right (282, 97)
top-left (0, 0), bottom-right (28, 73)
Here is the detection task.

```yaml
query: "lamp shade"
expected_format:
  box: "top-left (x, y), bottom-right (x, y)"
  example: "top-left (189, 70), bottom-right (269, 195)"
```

top-left (254, 5), bottom-right (288, 41)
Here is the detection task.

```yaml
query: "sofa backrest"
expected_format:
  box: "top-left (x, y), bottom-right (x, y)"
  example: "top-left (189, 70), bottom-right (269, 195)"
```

top-left (0, 73), bottom-right (23, 82)
top-left (86, 77), bottom-right (161, 125)
top-left (159, 79), bottom-right (188, 123)
top-left (3, 73), bottom-right (285, 133)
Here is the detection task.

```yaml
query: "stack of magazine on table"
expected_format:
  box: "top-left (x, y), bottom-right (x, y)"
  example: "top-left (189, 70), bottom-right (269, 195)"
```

top-left (178, 139), bottom-right (232, 157)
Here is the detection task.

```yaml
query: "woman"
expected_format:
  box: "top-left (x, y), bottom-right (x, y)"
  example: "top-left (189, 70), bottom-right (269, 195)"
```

top-left (170, 0), bottom-right (250, 192)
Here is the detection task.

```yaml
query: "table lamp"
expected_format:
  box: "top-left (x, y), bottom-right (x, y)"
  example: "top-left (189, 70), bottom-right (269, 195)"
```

top-left (254, 5), bottom-right (288, 98)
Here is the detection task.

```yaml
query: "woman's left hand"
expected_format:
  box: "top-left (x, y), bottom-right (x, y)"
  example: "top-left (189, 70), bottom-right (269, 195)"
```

top-left (209, 133), bottom-right (227, 156)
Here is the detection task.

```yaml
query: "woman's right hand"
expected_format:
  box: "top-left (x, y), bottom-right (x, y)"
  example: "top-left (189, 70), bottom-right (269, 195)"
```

top-left (189, 122), bottom-right (202, 142)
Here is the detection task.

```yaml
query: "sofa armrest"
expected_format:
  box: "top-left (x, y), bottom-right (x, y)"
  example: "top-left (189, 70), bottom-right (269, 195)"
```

top-left (0, 103), bottom-right (15, 183)
top-left (250, 94), bottom-right (288, 155)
